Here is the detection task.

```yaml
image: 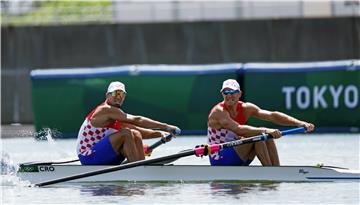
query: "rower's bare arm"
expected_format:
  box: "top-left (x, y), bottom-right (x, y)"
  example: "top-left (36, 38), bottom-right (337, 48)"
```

top-left (110, 110), bottom-right (178, 134)
top-left (123, 123), bottom-right (163, 139)
top-left (110, 111), bottom-right (164, 129)
top-left (248, 103), bottom-right (314, 132)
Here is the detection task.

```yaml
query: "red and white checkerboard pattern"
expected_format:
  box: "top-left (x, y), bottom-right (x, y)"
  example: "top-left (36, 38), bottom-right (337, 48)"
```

top-left (76, 120), bottom-right (116, 156)
top-left (207, 127), bottom-right (238, 160)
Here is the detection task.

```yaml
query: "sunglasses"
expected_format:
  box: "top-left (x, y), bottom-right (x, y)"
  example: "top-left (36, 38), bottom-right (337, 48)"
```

top-left (222, 89), bottom-right (239, 95)
top-left (111, 90), bottom-right (126, 98)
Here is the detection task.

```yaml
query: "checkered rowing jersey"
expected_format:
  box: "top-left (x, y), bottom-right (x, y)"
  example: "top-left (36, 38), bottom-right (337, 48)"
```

top-left (76, 101), bottom-right (122, 156)
top-left (207, 101), bottom-right (247, 160)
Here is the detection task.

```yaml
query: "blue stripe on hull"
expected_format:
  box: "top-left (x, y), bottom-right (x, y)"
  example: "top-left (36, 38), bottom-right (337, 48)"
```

top-left (307, 177), bottom-right (360, 180)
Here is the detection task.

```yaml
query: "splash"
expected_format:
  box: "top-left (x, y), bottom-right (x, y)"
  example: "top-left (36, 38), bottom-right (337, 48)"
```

top-left (1, 174), bottom-right (31, 187)
top-left (1, 152), bottom-right (31, 187)
top-left (35, 128), bottom-right (62, 142)
top-left (34, 128), bottom-right (74, 159)
top-left (1, 152), bottom-right (17, 175)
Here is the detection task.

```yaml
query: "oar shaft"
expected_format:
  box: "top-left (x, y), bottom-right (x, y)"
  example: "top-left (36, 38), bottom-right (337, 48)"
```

top-left (148, 134), bottom-right (172, 150)
top-left (36, 149), bottom-right (194, 187)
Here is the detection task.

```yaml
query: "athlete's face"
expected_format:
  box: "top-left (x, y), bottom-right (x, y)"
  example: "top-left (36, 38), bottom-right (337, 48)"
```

top-left (221, 88), bottom-right (241, 107)
top-left (107, 90), bottom-right (126, 107)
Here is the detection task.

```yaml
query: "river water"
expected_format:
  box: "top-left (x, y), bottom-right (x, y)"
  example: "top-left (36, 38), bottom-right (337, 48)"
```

top-left (1, 132), bottom-right (359, 204)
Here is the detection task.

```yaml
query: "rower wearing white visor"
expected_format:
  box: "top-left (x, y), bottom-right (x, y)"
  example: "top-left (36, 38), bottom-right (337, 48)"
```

top-left (76, 81), bottom-right (180, 165)
top-left (207, 79), bottom-right (314, 166)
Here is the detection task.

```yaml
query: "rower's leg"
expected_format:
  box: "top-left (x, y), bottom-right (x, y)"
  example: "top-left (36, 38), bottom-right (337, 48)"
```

top-left (234, 143), bottom-right (256, 162)
top-left (254, 141), bottom-right (272, 166)
top-left (130, 129), bottom-right (145, 161)
top-left (233, 141), bottom-right (273, 166)
top-left (109, 128), bottom-right (144, 162)
top-left (265, 139), bottom-right (280, 166)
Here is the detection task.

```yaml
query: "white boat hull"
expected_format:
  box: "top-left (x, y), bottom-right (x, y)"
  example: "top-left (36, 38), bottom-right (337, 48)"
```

top-left (17, 164), bottom-right (360, 184)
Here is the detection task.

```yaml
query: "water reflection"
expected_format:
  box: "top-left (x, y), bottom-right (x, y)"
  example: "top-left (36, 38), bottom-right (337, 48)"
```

top-left (79, 183), bottom-right (148, 196)
top-left (77, 181), bottom-right (279, 199)
top-left (209, 182), bottom-right (279, 199)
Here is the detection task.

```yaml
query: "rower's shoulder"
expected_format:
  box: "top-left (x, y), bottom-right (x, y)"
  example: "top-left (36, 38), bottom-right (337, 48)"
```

top-left (241, 101), bottom-right (257, 109)
top-left (95, 104), bottom-right (111, 112)
top-left (211, 103), bottom-right (225, 113)
top-left (94, 104), bottom-right (121, 116)
top-left (209, 104), bottom-right (229, 120)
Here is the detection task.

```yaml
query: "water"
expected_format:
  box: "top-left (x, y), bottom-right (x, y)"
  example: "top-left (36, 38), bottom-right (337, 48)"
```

top-left (1, 133), bottom-right (360, 204)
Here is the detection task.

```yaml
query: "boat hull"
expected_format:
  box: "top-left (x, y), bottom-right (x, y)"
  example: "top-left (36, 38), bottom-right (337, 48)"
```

top-left (17, 164), bottom-right (360, 184)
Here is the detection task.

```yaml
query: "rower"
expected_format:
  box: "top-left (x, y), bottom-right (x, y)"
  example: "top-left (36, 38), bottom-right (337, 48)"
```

top-left (76, 81), bottom-right (180, 165)
top-left (207, 79), bottom-right (314, 166)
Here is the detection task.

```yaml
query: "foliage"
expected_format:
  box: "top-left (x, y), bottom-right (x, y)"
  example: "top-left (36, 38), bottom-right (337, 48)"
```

top-left (1, 0), bottom-right (113, 26)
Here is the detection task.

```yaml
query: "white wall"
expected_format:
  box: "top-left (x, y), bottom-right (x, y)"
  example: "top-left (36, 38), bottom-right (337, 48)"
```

top-left (112, 0), bottom-right (360, 23)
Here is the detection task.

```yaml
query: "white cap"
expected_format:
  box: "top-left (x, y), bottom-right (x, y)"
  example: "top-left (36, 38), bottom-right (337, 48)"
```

top-left (107, 81), bottom-right (126, 93)
top-left (220, 79), bottom-right (240, 92)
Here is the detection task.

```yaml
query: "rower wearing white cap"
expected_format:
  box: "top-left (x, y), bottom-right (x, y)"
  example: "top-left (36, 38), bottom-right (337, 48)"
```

top-left (76, 81), bottom-right (180, 165)
top-left (207, 79), bottom-right (314, 166)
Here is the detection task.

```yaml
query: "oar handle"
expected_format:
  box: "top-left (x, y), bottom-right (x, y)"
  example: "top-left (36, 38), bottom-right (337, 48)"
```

top-left (149, 128), bottom-right (181, 150)
top-left (281, 127), bottom-right (306, 136)
top-left (174, 128), bottom-right (181, 135)
top-left (148, 135), bottom-right (171, 150)
top-left (260, 127), bottom-right (307, 142)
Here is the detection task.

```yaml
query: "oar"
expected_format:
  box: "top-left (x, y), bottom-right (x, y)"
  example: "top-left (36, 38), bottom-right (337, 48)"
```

top-left (34, 127), bottom-right (305, 187)
top-left (150, 127), bottom-right (307, 165)
top-left (21, 128), bottom-right (181, 167)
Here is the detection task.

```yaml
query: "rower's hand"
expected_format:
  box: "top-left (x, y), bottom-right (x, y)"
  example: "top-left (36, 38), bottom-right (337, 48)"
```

top-left (235, 135), bottom-right (245, 140)
top-left (265, 128), bottom-right (281, 139)
top-left (300, 122), bottom-right (315, 133)
top-left (164, 125), bottom-right (181, 138)
top-left (158, 131), bottom-right (172, 142)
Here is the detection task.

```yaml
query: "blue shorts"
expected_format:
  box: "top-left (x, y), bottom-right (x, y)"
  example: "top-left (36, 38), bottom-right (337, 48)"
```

top-left (78, 136), bottom-right (125, 165)
top-left (209, 147), bottom-right (253, 166)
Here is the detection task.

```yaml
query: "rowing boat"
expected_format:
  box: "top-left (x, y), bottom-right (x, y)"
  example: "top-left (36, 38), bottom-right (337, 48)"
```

top-left (17, 164), bottom-right (360, 184)
top-left (17, 128), bottom-right (360, 186)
